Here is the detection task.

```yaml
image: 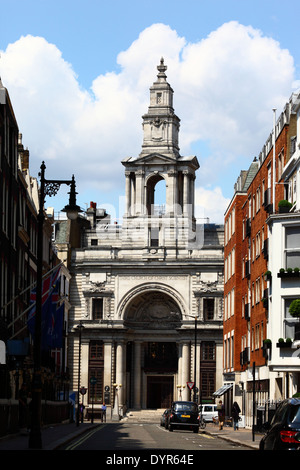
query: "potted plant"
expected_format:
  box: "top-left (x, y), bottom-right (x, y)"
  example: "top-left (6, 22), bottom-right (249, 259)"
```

top-left (264, 271), bottom-right (272, 281)
top-left (289, 299), bottom-right (300, 318)
top-left (276, 338), bottom-right (293, 348)
top-left (278, 267), bottom-right (300, 278)
top-left (262, 339), bottom-right (272, 358)
top-left (278, 200), bottom-right (293, 213)
top-left (262, 339), bottom-right (272, 350)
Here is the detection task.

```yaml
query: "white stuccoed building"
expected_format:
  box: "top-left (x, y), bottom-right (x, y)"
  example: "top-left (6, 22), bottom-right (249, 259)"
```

top-left (67, 59), bottom-right (224, 417)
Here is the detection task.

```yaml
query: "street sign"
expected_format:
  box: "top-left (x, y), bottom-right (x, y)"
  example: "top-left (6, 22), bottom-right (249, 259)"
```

top-left (187, 382), bottom-right (194, 390)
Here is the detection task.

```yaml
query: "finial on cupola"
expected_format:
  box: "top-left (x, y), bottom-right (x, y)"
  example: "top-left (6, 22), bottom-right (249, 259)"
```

top-left (157, 57), bottom-right (167, 79)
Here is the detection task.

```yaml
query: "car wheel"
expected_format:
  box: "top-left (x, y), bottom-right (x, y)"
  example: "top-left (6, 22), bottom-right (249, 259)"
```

top-left (169, 424), bottom-right (173, 432)
top-left (193, 427), bottom-right (199, 433)
top-left (259, 440), bottom-right (265, 451)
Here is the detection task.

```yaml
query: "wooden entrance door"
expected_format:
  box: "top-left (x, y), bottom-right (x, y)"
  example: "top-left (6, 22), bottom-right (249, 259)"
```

top-left (147, 376), bottom-right (173, 408)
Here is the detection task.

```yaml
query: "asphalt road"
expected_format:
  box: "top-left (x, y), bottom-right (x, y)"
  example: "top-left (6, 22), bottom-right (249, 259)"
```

top-left (61, 422), bottom-right (250, 452)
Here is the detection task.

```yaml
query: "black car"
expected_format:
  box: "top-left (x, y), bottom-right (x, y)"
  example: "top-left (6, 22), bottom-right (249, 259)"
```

top-left (166, 401), bottom-right (199, 433)
top-left (160, 409), bottom-right (170, 427)
top-left (259, 398), bottom-right (300, 450)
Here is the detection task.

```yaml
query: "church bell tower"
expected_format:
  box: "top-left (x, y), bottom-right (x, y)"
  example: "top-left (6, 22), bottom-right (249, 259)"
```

top-left (122, 58), bottom-right (199, 248)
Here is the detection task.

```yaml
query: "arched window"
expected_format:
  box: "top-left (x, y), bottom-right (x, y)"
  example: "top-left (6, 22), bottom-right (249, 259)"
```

top-left (146, 174), bottom-right (166, 215)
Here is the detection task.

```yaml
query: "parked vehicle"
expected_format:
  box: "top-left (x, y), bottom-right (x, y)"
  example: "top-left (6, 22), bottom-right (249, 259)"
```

top-left (160, 409), bottom-right (170, 427)
top-left (199, 404), bottom-right (218, 422)
top-left (259, 398), bottom-right (300, 450)
top-left (166, 401), bottom-right (200, 433)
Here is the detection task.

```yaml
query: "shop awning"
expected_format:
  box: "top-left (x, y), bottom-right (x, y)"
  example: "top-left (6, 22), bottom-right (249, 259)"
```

top-left (213, 383), bottom-right (233, 397)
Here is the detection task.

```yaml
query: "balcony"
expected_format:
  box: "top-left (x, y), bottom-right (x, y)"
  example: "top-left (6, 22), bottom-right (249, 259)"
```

top-left (262, 288), bottom-right (269, 311)
top-left (246, 218), bottom-right (251, 237)
top-left (245, 260), bottom-right (250, 278)
top-left (263, 188), bottom-right (273, 214)
top-left (263, 238), bottom-right (269, 260)
top-left (240, 347), bottom-right (250, 366)
top-left (244, 303), bottom-right (250, 320)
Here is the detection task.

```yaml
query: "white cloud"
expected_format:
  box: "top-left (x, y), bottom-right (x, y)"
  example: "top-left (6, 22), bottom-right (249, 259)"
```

top-left (0, 22), bottom-right (296, 222)
top-left (195, 187), bottom-right (231, 225)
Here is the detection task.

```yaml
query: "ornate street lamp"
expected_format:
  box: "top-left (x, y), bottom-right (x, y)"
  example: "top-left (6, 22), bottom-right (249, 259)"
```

top-left (29, 161), bottom-right (81, 449)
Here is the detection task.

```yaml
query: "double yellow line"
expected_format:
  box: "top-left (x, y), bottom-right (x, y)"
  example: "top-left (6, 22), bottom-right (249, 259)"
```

top-left (65, 425), bottom-right (105, 450)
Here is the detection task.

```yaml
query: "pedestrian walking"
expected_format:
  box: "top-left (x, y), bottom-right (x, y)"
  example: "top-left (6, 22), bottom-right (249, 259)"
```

top-left (231, 401), bottom-right (241, 430)
top-left (217, 400), bottom-right (225, 430)
top-left (101, 402), bottom-right (107, 422)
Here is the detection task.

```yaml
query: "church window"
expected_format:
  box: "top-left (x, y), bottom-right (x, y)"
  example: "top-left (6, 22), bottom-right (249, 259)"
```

top-left (203, 298), bottom-right (214, 321)
top-left (92, 298), bottom-right (103, 320)
top-left (156, 93), bottom-right (162, 104)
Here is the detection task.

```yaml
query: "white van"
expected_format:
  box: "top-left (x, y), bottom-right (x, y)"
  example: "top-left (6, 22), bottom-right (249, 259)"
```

top-left (199, 404), bottom-right (218, 422)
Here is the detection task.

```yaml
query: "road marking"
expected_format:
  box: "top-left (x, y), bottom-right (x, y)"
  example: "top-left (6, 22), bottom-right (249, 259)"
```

top-left (199, 433), bottom-right (215, 439)
top-left (65, 425), bottom-right (105, 450)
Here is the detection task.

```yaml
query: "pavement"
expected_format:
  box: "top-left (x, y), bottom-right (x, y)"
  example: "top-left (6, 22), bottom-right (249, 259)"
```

top-left (0, 420), bottom-right (261, 451)
top-left (203, 422), bottom-right (261, 450)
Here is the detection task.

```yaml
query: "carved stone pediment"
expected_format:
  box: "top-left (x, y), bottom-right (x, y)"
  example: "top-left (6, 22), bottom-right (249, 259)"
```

top-left (124, 291), bottom-right (181, 329)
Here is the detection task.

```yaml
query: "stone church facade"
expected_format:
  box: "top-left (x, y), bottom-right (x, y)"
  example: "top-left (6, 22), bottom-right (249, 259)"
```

top-left (68, 60), bottom-right (224, 415)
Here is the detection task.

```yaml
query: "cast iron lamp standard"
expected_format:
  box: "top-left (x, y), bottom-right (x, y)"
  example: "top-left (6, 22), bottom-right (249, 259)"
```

top-left (193, 315), bottom-right (198, 403)
top-left (185, 314), bottom-right (198, 403)
top-left (76, 321), bottom-right (84, 427)
top-left (29, 161), bottom-right (81, 449)
top-left (177, 384), bottom-right (185, 400)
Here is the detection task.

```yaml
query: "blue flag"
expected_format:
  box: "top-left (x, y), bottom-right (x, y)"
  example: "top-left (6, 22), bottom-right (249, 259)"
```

top-left (27, 267), bottom-right (62, 349)
top-left (45, 302), bottom-right (64, 349)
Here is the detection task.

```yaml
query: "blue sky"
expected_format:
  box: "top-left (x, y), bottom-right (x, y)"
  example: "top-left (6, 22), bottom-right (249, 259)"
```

top-left (1, 0), bottom-right (300, 222)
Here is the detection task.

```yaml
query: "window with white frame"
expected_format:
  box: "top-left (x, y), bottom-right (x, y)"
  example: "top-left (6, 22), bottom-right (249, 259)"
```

top-left (285, 225), bottom-right (300, 269)
top-left (284, 298), bottom-right (300, 341)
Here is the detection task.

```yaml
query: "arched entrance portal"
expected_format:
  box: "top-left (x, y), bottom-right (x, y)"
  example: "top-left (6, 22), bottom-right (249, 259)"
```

top-left (123, 289), bottom-right (182, 409)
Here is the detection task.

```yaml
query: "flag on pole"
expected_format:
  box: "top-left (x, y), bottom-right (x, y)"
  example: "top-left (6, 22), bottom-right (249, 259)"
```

top-left (44, 275), bottom-right (64, 349)
top-left (45, 302), bottom-right (64, 349)
top-left (27, 266), bottom-right (61, 346)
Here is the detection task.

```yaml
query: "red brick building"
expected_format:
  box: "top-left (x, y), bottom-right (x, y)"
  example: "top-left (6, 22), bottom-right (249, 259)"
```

top-left (223, 96), bottom-right (297, 427)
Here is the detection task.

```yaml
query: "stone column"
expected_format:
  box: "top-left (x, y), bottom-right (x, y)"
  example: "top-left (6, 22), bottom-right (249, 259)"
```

top-left (125, 172), bottom-right (131, 216)
top-left (133, 341), bottom-right (142, 409)
top-left (115, 341), bottom-right (125, 407)
top-left (190, 175), bottom-right (195, 219)
top-left (181, 342), bottom-right (190, 401)
top-left (81, 340), bottom-right (89, 391)
top-left (135, 170), bottom-right (145, 215)
top-left (215, 342), bottom-right (223, 392)
top-left (103, 341), bottom-right (112, 393)
top-left (177, 343), bottom-right (183, 400)
top-left (183, 170), bottom-right (189, 213)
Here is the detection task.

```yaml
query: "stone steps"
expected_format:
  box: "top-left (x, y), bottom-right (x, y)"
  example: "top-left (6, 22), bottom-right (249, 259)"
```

top-left (124, 409), bottom-right (165, 422)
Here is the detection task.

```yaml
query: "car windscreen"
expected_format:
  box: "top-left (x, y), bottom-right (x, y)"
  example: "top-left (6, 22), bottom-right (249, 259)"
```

top-left (174, 403), bottom-right (198, 413)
